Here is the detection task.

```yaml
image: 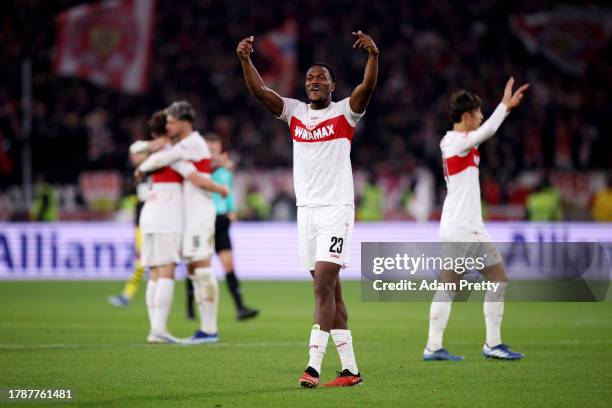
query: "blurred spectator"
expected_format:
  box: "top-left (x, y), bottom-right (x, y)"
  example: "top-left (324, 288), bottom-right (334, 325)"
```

top-left (408, 167), bottom-right (435, 222)
top-left (241, 185), bottom-right (270, 221)
top-left (29, 174), bottom-right (58, 221)
top-left (591, 174), bottom-right (612, 222)
top-left (357, 171), bottom-right (384, 221)
top-left (270, 187), bottom-right (297, 221)
top-left (526, 177), bottom-right (562, 221)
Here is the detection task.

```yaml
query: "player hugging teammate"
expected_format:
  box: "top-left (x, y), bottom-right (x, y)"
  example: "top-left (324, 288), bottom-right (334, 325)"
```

top-left (134, 103), bottom-right (228, 344)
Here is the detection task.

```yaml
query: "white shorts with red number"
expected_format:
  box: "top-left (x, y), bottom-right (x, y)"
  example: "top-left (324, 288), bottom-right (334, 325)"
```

top-left (440, 222), bottom-right (502, 273)
top-left (141, 233), bottom-right (182, 268)
top-left (297, 205), bottom-right (354, 272)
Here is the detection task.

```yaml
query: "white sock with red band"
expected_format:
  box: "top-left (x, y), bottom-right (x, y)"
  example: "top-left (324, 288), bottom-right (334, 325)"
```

top-left (331, 329), bottom-right (359, 375)
top-left (307, 326), bottom-right (329, 375)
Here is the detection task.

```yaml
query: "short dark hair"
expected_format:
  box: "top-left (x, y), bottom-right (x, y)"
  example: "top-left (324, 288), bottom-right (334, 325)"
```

top-left (147, 111), bottom-right (166, 136)
top-left (449, 90), bottom-right (482, 123)
top-left (308, 62), bottom-right (336, 83)
top-left (204, 132), bottom-right (221, 143)
top-left (165, 100), bottom-right (196, 123)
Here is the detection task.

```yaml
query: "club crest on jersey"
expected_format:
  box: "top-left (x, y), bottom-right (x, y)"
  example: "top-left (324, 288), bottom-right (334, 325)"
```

top-left (294, 124), bottom-right (335, 141)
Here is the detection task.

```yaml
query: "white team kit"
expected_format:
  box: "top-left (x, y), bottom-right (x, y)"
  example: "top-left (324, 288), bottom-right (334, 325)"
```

top-left (276, 97), bottom-right (363, 271)
top-left (439, 103), bottom-right (509, 270)
top-left (139, 164), bottom-right (184, 267)
top-left (173, 132), bottom-right (216, 262)
top-left (139, 131), bottom-right (216, 266)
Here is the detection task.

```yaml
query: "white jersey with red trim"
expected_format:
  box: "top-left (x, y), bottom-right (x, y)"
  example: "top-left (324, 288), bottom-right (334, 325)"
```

top-left (277, 97), bottom-right (364, 207)
top-left (172, 131), bottom-right (215, 238)
top-left (139, 166), bottom-right (184, 235)
top-left (440, 103), bottom-right (509, 229)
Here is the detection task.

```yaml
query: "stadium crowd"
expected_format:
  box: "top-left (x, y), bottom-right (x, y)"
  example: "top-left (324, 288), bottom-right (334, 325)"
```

top-left (0, 0), bottom-right (610, 220)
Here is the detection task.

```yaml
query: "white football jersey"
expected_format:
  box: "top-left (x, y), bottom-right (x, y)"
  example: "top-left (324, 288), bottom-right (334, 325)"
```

top-left (139, 165), bottom-right (184, 235)
top-left (172, 131), bottom-right (215, 237)
top-left (277, 97), bottom-right (364, 207)
top-left (440, 103), bottom-right (509, 228)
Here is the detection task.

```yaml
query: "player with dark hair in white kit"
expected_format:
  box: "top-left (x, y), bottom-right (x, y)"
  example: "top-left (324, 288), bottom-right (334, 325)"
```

top-left (237, 30), bottom-right (378, 387)
top-left (424, 78), bottom-right (529, 361)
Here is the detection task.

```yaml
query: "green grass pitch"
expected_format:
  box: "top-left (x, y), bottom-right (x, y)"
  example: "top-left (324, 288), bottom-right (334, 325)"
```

top-left (1, 281), bottom-right (611, 407)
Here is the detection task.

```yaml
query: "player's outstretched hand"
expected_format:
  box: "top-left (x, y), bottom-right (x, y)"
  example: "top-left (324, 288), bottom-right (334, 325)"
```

top-left (502, 77), bottom-right (529, 110)
top-left (352, 31), bottom-right (379, 56)
top-left (237, 36), bottom-right (255, 61)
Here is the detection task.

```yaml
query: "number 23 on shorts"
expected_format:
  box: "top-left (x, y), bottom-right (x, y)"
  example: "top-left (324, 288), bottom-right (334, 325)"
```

top-left (329, 237), bottom-right (344, 254)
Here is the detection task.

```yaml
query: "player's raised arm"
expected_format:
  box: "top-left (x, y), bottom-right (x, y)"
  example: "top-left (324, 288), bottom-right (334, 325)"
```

top-left (349, 31), bottom-right (379, 114)
top-left (464, 77), bottom-right (529, 149)
top-left (237, 35), bottom-right (284, 117)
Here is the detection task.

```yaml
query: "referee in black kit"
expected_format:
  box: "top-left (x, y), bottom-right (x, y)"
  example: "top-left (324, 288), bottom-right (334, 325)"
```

top-left (186, 133), bottom-right (259, 321)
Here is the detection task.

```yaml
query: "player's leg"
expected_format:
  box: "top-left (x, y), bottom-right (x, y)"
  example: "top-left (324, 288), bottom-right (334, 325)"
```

top-left (215, 214), bottom-right (259, 320)
top-left (318, 205), bottom-right (363, 387)
top-left (298, 207), bottom-right (325, 388)
top-left (324, 278), bottom-right (363, 387)
top-left (424, 269), bottom-right (464, 360)
top-left (185, 277), bottom-right (195, 320)
top-left (185, 258), bottom-right (219, 344)
top-left (480, 260), bottom-right (524, 360)
top-left (146, 233), bottom-right (181, 344)
top-left (183, 210), bottom-right (219, 344)
top-left (218, 249), bottom-right (259, 320)
top-left (301, 261), bottom-right (339, 388)
top-left (151, 264), bottom-right (176, 334)
top-left (108, 226), bottom-right (145, 307)
top-left (146, 268), bottom-right (158, 335)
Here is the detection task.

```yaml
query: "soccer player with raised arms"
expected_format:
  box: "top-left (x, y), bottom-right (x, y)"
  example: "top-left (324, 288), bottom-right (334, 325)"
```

top-left (424, 78), bottom-right (529, 361)
top-left (237, 30), bottom-right (378, 387)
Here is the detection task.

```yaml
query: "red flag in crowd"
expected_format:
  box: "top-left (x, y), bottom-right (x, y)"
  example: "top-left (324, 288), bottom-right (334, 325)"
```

top-left (53, 0), bottom-right (155, 94)
top-left (510, 8), bottom-right (612, 76)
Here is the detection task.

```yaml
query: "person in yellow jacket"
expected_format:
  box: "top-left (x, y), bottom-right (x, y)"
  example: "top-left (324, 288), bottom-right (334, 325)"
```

top-left (357, 172), bottom-right (384, 221)
top-left (526, 179), bottom-right (562, 221)
top-left (30, 174), bottom-right (59, 222)
top-left (592, 174), bottom-right (612, 222)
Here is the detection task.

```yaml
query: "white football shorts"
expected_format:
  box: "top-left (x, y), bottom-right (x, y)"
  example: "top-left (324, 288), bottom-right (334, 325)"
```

top-left (141, 233), bottom-right (182, 268)
top-left (182, 221), bottom-right (215, 263)
top-left (297, 205), bottom-right (354, 272)
top-left (440, 223), bottom-right (502, 273)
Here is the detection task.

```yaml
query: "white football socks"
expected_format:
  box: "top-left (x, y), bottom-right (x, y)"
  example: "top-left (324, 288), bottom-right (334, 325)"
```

top-left (145, 279), bottom-right (157, 330)
top-left (152, 278), bottom-right (174, 334)
top-left (307, 326), bottom-right (329, 375)
top-left (426, 290), bottom-right (456, 351)
top-left (192, 267), bottom-right (219, 334)
top-left (331, 329), bottom-right (358, 375)
top-left (484, 282), bottom-right (507, 347)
